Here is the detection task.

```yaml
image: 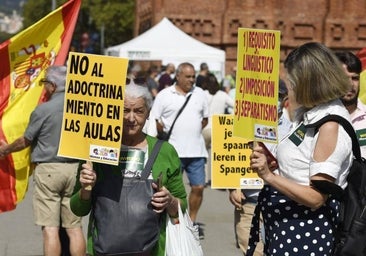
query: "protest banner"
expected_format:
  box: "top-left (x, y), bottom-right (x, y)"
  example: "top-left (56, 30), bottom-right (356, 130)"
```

top-left (359, 70), bottom-right (366, 105)
top-left (58, 52), bottom-right (128, 165)
top-left (233, 28), bottom-right (281, 144)
top-left (211, 114), bottom-right (263, 189)
top-left (0, 0), bottom-right (81, 212)
top-left (211, 28), bottom-right (281, 189)
top-left (357, 49), bottom-right (366, 106)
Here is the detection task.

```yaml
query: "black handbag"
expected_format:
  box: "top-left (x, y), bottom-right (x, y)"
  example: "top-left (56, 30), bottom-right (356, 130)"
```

top-left (157, 94), bottom-right (192, 141)
top-left (306, 115), bottom-right (366, 256)
top-left (91, 140), bottom-right (163, 255)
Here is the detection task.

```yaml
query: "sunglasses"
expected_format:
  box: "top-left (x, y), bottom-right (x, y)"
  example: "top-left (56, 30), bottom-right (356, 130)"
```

top-left (126, 77), bottom-right (146, 85)
top-left (39, 79), bottom-right (56, 87)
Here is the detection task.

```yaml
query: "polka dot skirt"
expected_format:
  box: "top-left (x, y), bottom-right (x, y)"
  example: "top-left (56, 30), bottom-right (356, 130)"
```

top-left (247, 185), bottom-right (339, 256)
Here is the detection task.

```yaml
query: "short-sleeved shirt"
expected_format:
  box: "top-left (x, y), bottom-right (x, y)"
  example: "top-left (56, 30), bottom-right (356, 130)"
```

top-left (350, 106), bottom-right (366, 158)
top-left (150, 85), bottom-right (209, 158)
top-left (277, 99), bottom-right (353, 189)
top-left (24, 92), bottom-right (75, 163)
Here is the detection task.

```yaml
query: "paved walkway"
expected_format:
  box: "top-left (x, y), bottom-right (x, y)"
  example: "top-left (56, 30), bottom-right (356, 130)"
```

top-left (0, 179), bottom-right (243, 256)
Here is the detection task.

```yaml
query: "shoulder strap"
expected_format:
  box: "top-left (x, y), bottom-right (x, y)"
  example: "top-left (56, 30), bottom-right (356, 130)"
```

top-left (166, 94), bottom-right (192, 140)
top-left (141, 140), bottom-right (164, 180)
top-left (306, 114), bottom-right (361, 160)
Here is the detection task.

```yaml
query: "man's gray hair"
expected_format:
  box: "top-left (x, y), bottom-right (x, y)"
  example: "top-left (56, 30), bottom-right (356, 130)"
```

top-left (176, 62), bottom-right (194, 75)
top-left (45, 65), bottom-right (67, 92)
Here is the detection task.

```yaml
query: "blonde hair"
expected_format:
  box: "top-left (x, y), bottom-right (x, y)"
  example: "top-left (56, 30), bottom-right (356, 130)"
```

top-left (284, 42), bottom-right (350, 108)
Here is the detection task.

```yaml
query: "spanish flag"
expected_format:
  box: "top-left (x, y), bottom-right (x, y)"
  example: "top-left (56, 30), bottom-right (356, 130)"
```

top-left (0, 0), bottom-right (81, 212)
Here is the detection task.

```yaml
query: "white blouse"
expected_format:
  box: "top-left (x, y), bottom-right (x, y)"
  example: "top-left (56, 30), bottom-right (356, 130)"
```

top-left (277, 99), bottom-right (353, 189)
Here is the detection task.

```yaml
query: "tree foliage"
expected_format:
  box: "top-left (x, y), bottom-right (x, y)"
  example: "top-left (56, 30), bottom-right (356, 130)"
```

top-left (22, 0), bottom-right (54, 28)
top-left (0, 31), bottom-right (12, 43)
top-left (22, 0), bottom-right (135, 54)
top-left (83, 0), bottom-right (134, 48)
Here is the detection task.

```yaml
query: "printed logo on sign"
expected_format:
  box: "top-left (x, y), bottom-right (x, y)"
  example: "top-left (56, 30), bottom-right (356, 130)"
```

top-left (240, 178), bottom-right (263, 189)
top-left (89, 145), bottom-right (119, 161)
top-left (254, 124), bottom-right (277, 142)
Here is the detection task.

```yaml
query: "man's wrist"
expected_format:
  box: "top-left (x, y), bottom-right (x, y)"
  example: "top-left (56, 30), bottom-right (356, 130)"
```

top-left (2, 147), bottom-right (9, 156)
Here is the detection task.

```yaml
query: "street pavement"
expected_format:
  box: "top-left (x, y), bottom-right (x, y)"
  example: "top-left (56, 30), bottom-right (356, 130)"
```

top-left (0, 178), bottom-right (243, 256)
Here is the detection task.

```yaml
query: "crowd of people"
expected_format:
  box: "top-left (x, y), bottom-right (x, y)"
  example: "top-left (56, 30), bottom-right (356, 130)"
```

top-left (1, 42), bottom-right (366, 255)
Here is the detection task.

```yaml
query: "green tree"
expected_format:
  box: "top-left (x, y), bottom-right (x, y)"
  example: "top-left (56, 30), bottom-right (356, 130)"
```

top-left (83, 0), bottom-right (134, 50)
top-left (22, 0), bottom-right (134, 54)
top-left (22, 0), bottom-right (52, 28)
top-left (0, 31), bottom-right (12, 43)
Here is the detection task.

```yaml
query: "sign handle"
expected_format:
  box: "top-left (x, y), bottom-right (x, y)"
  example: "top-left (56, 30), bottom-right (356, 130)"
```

top-left (235, 141), bottom-right (258, 209)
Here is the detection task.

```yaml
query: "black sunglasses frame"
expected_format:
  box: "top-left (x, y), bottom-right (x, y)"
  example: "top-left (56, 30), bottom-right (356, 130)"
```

top-left (126, 77), bottom-right (146, 85)
top-left (39, 79), bottom-right (56, 87)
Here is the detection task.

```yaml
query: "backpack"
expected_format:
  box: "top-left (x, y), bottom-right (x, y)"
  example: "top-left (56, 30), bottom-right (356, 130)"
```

top-left (91, 140), bottom-right (163, 255)
top-left (307, 114), bottom-right (366, 256)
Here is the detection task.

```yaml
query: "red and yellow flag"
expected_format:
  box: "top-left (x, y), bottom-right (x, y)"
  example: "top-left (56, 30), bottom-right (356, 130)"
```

top-left (0, 0), bottom-right (81, 212)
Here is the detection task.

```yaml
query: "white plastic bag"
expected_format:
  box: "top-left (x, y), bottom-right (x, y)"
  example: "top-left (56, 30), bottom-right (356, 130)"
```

top-left (165, 203), bottom-right (204, 256)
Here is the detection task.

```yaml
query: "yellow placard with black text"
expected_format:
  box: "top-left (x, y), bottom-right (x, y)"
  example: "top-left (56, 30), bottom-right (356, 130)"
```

top-left (211, 114), bottom-right (263, 189)
top-left (58, 52), bottom-right (128, 165)
top-left (359, 70), bottom-right (366, 106)
top-left (233, 28), bottom-right (281, 144)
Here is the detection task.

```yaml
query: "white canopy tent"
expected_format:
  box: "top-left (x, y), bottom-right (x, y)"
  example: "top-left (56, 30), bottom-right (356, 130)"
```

top-left (105, 17), bottom-right (226, 81)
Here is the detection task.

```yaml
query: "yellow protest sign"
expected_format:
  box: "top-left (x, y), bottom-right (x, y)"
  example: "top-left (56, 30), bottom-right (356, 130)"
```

top-left (211, 114), bottom-right (263, 189)
top-left (359, 70), bottom-right (366, 105)
top-left (58, 52), bottom-right (128, 165)
top-left (233, 28), bottom-right (281, 143)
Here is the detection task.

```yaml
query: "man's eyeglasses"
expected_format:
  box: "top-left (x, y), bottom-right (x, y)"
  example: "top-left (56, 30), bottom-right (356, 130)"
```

top-left (126, 77), bottom-right (146, 85)
top-left (39, 79), bottom-right (56, 87)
